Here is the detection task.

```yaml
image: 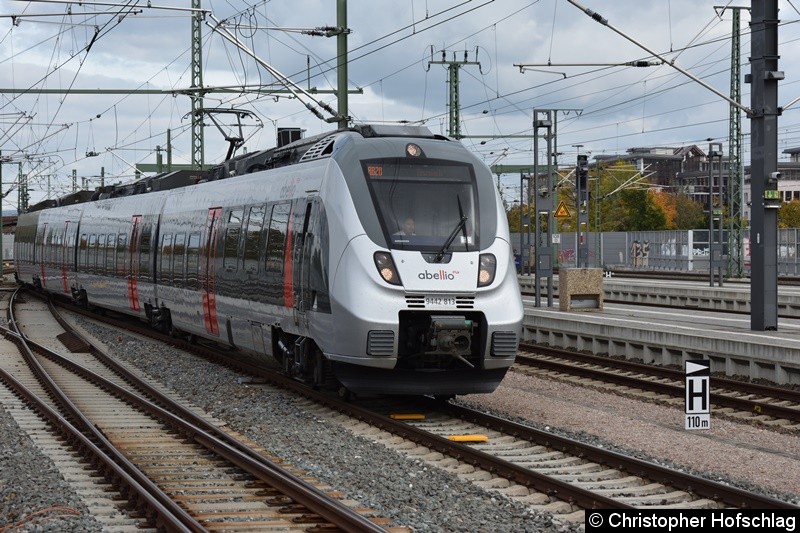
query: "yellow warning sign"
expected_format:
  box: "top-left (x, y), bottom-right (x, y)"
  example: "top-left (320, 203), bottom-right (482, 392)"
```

top-left (554, 201), bottom-right (571, 218)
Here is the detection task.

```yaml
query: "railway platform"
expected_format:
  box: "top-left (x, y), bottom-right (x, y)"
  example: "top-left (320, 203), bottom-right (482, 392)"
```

top-left (518, 275), bottom-right (800, 386)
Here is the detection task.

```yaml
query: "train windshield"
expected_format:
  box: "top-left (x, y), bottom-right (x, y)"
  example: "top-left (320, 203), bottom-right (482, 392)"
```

top-left (363, 159), bottom-right (479, 252)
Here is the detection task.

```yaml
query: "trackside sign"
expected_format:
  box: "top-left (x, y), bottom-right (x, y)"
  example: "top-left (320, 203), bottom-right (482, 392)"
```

top-left (685, 360), bottom-right (711, 430)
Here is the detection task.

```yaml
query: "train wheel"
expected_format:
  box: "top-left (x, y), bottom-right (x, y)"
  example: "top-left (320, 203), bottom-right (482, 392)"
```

top-left (338, 386), bottom-right (354, 402)
top-left (311, 353), bottom-right (324, 389)
top-left (282, 351), bottom-right (294, 376)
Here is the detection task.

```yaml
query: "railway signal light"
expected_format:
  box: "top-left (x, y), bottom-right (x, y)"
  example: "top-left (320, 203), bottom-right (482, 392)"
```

top-left (576, 154), bottom-right (588, 190)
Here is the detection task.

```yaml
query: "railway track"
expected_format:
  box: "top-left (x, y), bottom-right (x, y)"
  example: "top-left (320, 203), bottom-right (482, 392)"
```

top-left (1, 289), bottom-right (398, 532)
top-left (593, 268), bottom-right (800, 286)
top-left (521, 273), bottom-right (800, 319)
top-left (41, 293), bottom-right (798, 527)
top-left (515, 344), bottom-right (800, 431)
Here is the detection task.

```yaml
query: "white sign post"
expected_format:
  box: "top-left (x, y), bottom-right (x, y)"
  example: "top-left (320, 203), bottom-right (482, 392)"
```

top-left (685, 360), bottom-right (711, 430)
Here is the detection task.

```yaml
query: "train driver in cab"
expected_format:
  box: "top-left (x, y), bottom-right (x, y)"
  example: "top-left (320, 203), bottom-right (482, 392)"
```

top-left (396, 216), bottom-right (416, 236)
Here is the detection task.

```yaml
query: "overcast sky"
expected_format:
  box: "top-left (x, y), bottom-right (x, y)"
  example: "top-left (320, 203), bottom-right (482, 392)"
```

top-left (2, 0), bottom-right (800, 209)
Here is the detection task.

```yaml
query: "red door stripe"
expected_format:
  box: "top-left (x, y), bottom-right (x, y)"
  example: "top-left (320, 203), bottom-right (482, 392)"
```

top-left (202, 209), bottom-right (221, 336)
top-left (127, 216), bottom-right (141, 312)
top-left (61, 222), bottom-right (70, 294)
top-left (40, 223), bottom-right (48, 289)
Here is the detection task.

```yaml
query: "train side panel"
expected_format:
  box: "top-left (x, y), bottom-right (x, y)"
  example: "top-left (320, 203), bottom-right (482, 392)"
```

top-left (74, 196), bottom-right (164, 317)
top-left (15, 206), bottom-right (82, 297)
top-left (14, 210), bottom-right (41, 285)
top-left (151, 160), bottom-right (328, 357)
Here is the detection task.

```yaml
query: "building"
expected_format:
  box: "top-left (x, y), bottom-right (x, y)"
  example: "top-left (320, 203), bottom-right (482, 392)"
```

top-left (593, 145), bottom-right (715, 202)
top-left (591, 145), bottom-right (800, 222)
top-left (742, 148), bottom-right (800, 221)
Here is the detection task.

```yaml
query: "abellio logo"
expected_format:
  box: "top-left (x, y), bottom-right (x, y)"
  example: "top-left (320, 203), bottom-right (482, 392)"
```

top-left (419, 269), bottom-right (459, 281)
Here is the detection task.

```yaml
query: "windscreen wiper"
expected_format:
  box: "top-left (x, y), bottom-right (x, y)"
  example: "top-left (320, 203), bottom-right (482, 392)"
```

top-left (434, 215), bottom-right (468, 263)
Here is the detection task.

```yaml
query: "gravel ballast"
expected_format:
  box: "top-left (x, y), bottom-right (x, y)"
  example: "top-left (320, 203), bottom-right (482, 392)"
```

top-left (2, 314), bottom-right (798, 531)
top-left (0, 404), bottom-right (104, 532)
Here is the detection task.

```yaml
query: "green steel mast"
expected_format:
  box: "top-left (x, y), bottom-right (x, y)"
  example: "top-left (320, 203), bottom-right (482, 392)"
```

top-left (725, 5), bottom-right (747, 278)
top-left (191, 0), bottom-right (204, 169)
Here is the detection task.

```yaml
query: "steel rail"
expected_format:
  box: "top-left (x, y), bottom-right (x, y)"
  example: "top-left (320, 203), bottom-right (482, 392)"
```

top-left (517, 344), bottom-right (800, 425)
top-left (48, 291), bottom-right (799, 511)
top-left (438, 400), bottom-right (797, 509)
top-left (41, 293), bottom-right (389, 533)
top-left (4, 288), bottom-right (202, 532)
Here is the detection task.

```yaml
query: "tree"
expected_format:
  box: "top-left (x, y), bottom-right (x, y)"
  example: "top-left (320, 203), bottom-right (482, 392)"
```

top-left (504, 160), bottom-right (710, 233)
top-left (778, 199), bottom-right (800, 228)
top-left (619, 189), bottom-right (666, 230)
top-left (650, 191), bottom-right (678, 228)
top-left (505, 203), bottom-right (530, 233)
top-left (591, 161), bottom-right (667, 232)
top-left (672, 194), bottom-right (706, 229)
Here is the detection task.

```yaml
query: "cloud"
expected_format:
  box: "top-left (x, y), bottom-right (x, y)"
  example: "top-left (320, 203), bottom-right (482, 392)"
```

top-left (1, 0), bottom-right (799, 208)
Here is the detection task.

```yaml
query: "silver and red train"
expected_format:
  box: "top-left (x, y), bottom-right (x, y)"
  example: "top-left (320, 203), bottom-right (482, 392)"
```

top-left (14, 124), bottom-right (523, 396)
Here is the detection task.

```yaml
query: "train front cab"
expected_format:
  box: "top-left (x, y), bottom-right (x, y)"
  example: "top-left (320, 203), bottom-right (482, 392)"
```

top-left (327, 141), bottom-right (523, 396)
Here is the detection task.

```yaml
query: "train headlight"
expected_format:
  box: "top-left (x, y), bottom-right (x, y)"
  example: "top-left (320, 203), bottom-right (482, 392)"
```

top-left (406, 143), bottom-right (423, 157)
top-left (477, 253), bottom-right (496, 287)
top-left (374, 251), bottom-right (402, 286)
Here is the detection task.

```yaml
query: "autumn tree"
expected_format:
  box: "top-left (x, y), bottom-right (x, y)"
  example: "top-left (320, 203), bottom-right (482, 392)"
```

top-left (650, 191), bottom-right (678, 228)
top-left (650, 191), bottom-right (705, 229)
top-left (778, 199), bottom-right (800, 228)
top-left (503, 160), bottom-right (707, 233)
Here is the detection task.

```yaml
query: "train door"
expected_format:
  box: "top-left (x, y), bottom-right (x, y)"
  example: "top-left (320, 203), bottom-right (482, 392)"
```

top-left (292, 200), bottom-right (313, 327)
top-left (243, 205), bottom-right (268, 355)
top-left (201, 208), bottom-right (222, 336)
top-left (60, 221), bottom-right (72, 294)
top-left (127, 215), bottom-right (142, 312)
top-left (36, 223), bottom-right (47, 288)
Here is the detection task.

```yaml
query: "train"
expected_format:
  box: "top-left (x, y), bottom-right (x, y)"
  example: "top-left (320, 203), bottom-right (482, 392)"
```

top-left (14, 124), bottom-right (524, 397)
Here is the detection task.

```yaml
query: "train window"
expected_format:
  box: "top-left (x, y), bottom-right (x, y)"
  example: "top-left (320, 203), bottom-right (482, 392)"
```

top-left (173, 233), bottom-right (186, 288)
top-left (62, 228), bottom-right (71, 268)
top-left (53, 233), bottom-right (59, 266)
top-left (363, 159), bottom-right (479, 253)
top-left (35, 225), bottom-right (46, 264)
top-left (244, 205), bottom-right (266, 273)
top-left (95, 234), bottom-right (105, 274)
top-left (223, 208), bottom-right (243, 271)
top-left (106, 233), bottom-right (117, 276)
top-left (88, 234), bottom-right (98, 274)
top-left (116, 235), bottom-right (127, 277)
top-left (160, 233), bottom-right (173, 285)
top-left (79, 234), bottom-right (88, 271)
top-left (186, 233), bottom-right (201, 290)
top-left (265, 203), bottom-right (291, 303)
top-left (54, 233), bottom-right (62, 266)
top-left (306, 200), bottom-right (331, 313)
top-left (94, 234), bottom-right (103, 274)
top-left (45, 228), bottom-right (54, 266)
top-left (65, 229), bottom-right (76, 270)
top-left (139, 221), bottom-right (152, 280)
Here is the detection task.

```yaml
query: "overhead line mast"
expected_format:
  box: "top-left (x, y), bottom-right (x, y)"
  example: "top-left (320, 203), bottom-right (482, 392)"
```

top-left (427, 49), bottom-right (481, 140)
top-left (567, 0), bottom-right (779, 332)
top-left (191, 0), bottom-right (204, 169)
top-left (3, 0), bottom-right (359, 183)
top-left (717, 5), bottom-right (749, 279)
